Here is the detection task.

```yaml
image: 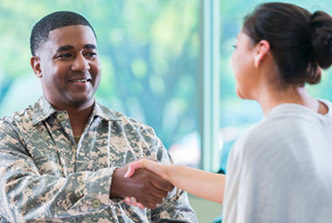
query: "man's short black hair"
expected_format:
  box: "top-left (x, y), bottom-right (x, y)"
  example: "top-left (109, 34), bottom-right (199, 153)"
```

top-left (30, 11), bottom-right (96, 56)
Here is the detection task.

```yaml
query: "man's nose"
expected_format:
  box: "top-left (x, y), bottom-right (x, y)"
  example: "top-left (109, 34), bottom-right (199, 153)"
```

top-left (71, 54), bottom-right (90, 72)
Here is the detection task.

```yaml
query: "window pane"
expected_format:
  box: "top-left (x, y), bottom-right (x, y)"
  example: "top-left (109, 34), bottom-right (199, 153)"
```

top-left (219, 0), bottom-right (332, 173)
top-left (0, 0), bottom-right (200, 166)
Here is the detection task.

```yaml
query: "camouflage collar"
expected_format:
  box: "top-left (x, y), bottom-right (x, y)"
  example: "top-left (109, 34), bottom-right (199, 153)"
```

top-left (32, 96), bottom-right (120, 125)
top-left (93, 102), bottom-right (121, 122)
top-left (32, 96), bottom-right (58, 125)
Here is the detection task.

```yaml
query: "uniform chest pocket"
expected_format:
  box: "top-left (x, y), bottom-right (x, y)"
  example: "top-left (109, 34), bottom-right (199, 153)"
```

top-left (25, 140), bottom-right (65, 177)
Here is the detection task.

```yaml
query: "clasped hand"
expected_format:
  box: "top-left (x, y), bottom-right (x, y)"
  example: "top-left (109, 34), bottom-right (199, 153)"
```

top-left (110, 159), bottom-right (172, 209)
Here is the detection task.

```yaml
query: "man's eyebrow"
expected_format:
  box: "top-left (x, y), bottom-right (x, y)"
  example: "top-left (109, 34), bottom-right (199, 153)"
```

top-left (56, 44), bottom-right (97, 53)
top-left (84, 44), bottom-right (97, 50)
top-left (56, 45), bottom-right (74, 53)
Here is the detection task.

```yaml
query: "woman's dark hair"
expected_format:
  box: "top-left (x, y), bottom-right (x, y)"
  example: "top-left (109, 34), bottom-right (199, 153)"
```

top-left (243, 2), bottom-right (332, 86)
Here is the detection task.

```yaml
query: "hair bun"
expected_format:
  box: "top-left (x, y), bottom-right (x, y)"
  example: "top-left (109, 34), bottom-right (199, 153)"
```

top-left (310, 11), bottom-right (332, 69)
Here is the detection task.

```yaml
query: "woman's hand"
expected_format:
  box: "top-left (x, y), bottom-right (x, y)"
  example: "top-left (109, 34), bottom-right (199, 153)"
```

top-left (123, 158), bottom-right (225, 205)
top-left (123, 196), bottom-right (145, 209)
top-left (123, 158), bottom-right (170, 209)
top-left (124, 158), bottom-right (169, 181)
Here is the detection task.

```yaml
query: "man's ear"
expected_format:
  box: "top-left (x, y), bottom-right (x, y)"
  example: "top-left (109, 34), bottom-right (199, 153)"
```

top-left (30, 56), bottom-right (42, 78)
top-left (254, 40), bottom-right (270, 68)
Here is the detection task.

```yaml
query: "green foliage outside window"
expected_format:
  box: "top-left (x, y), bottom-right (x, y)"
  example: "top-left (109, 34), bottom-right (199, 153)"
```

top-left (0, 0), bottom-right (199, 150)
top-left (1, 0), bottom-right (332, 167)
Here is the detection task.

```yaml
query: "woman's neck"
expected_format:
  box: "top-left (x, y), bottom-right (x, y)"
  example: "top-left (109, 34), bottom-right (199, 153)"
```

top-left (256, 85), bottom-right (326, 115)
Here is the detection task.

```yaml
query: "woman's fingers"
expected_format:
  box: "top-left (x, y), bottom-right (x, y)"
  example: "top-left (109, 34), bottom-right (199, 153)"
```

top-left (137, 202), bottom-right (144, 209)
top-left (124, 159), bottom-right (145, 178)
top-left (124, 196), bottom-right (138, 205)
top-left (124, 158), bottom-right (169, 183)
top-left (123, 196), bottom-right (147, 209)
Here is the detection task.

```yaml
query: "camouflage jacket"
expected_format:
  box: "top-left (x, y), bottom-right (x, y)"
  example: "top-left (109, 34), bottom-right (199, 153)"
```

top-left (0, 97), bottom-right (197, 223)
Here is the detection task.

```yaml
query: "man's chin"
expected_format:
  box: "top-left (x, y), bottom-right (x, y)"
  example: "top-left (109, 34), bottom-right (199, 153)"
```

top-left (68, 96), bottom-right (95, 109)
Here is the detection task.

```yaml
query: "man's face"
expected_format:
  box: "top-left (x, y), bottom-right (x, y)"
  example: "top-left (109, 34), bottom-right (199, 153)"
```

top-left (31, 25), bottom-right (101, 110)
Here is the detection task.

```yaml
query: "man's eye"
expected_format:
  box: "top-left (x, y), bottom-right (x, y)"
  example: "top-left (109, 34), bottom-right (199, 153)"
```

top-left (85, 52), bottom-right (97, 59)
top-left (56, 53), bottom-right (72, 59)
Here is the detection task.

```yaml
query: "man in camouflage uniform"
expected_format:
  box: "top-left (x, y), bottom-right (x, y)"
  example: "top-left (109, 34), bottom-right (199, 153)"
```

top-left (0, 11), bottom-right (197, 222)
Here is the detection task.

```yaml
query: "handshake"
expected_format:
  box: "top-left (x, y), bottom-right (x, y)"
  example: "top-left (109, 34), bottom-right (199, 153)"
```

top-left (110, 159), bottom-right (171, 209)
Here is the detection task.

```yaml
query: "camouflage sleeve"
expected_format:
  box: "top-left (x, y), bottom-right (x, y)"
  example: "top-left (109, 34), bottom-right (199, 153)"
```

top-left (149, 136), bottom-right (198, 223)
top-left (0, 120), bottom-right (116, 222)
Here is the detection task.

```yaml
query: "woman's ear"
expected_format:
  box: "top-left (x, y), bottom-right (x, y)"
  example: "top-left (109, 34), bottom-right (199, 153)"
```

top-left (254, 40), bottom-right (270, 68)
top-left (30, 56), bottom-right (43, 78)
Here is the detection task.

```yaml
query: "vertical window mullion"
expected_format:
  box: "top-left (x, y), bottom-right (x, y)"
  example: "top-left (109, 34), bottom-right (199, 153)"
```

top-left (199, 0), bottom-right (220, 171)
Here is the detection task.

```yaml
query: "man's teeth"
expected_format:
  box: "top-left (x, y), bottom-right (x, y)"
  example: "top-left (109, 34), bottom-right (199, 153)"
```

top-left (73, 79), bottom-right (88, 83)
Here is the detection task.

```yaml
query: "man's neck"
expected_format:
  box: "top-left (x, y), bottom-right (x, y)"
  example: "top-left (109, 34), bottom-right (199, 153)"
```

top-left (47, 97), bottom-right (95, 137)
top-left (66, 104), bottom-right (94, 138)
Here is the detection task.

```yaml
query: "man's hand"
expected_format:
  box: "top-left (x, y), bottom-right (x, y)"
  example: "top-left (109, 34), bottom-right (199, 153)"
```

top-left (110, 164), bottom-right (174, 209)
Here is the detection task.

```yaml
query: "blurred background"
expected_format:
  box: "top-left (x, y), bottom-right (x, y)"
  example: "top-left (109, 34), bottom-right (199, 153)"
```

top-left (1, 0), bottom-right (332, 222)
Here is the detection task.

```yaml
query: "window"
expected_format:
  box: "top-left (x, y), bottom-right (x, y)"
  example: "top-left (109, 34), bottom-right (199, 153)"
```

top-left (1, 0), bottom-right (331, 172)
top-left (218, 0), bottom-right (332, 172)
top-left (0, 0), bottom-right (200, 166)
